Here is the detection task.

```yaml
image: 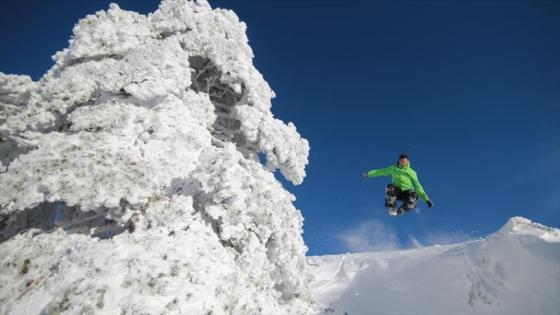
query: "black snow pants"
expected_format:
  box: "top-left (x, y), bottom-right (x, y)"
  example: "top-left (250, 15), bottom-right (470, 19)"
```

top-left (385, 184), bottom-right (418, 211)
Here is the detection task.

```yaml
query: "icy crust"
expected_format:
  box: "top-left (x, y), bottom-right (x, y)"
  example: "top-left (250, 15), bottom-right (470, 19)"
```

top-left (0, 0), bottom-right (317, 313)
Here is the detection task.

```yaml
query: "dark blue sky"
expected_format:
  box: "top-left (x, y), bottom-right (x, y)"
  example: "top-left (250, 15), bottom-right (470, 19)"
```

top-left (1, 1), bottom-right (559, 255)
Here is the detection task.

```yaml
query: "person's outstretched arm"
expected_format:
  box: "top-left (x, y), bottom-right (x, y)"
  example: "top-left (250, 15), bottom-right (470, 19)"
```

top-left (366, 165), bottom-right (396, 178)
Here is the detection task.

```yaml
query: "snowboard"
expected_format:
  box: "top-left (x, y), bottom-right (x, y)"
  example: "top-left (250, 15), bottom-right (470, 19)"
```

top-left (388, 206), bottom-right (414, 216)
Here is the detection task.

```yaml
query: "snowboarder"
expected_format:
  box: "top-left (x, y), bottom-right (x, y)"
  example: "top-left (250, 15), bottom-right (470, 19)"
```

top-left (362, 153), bottom-right (433, 216)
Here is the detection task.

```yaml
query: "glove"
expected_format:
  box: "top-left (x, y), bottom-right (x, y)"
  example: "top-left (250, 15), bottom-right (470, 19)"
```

top-left (426, 200), bottom-right (433, 208)
top-left (361, 172), bottom-right (368, 180)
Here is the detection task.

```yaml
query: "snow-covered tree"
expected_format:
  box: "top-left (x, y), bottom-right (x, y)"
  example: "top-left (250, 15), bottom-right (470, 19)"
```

top-left (0, 1), bottom-right (319, 314)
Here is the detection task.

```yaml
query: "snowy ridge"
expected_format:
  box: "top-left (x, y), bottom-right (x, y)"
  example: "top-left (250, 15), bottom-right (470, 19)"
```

top-left (308, 217), bottom-right (560, 315)
top-left (0, 1), bottom-right (319, 314)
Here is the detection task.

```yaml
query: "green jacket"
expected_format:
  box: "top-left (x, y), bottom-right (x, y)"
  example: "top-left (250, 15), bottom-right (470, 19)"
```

top-left (367, 163), bottom-right (430, 202)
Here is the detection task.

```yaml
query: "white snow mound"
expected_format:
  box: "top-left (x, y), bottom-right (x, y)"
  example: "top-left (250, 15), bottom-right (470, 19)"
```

top-left (0, 1), bottom-right (318, 314)
top-left (308, 216), bottom-right (560, 315)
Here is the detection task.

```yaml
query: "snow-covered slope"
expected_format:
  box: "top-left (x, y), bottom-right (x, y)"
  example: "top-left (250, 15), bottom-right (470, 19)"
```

top-left (0, 1), bottom-right (320, 314)
top-left (308, 217), bottom-right (560, 315)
